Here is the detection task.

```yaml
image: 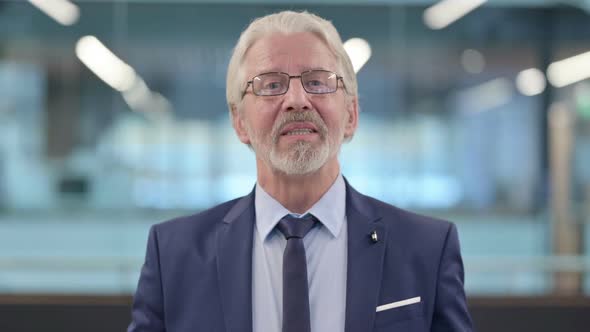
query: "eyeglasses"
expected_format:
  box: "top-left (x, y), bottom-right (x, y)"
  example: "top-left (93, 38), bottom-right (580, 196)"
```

top-left (243, 70), bottom-right (344, 97)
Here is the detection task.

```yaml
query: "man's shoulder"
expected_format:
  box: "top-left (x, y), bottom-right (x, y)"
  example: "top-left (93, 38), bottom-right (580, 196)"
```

top-left (152, 195), bottom-right (249, 236)
top-left (356, 190), bottom-right (453, 234)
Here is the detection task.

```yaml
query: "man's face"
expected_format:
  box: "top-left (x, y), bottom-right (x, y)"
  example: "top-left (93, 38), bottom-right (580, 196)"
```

top-left (232, 32), bottom-right (358, 175)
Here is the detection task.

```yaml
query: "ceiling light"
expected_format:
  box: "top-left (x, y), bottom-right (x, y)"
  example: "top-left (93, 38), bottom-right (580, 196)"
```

top-left (516, 68), bottom-right (546, 96)
top-left (423, 0), bottom-right (487, 30)
top-left (28, 0), bottom-right (79, 26)
top-left (75, 35), bottom-right (136, 92)
top-left (547, 50), bottom-right (590, 88)
top-left (343, 38), bottom-right (372, 73)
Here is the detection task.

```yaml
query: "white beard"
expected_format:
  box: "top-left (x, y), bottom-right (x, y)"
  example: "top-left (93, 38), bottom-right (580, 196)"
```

top-left (268, 138), bottom-right (330, 175)
top-left (245, 111), bottom-right (343, 175)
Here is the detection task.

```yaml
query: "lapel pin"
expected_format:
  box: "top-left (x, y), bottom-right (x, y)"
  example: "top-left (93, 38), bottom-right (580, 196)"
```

top-left (370, 230), bottom-right (378, 243)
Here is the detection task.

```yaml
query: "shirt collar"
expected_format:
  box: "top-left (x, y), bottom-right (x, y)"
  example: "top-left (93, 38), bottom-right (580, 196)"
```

top-left (254, 174), bottom-right (346, 241)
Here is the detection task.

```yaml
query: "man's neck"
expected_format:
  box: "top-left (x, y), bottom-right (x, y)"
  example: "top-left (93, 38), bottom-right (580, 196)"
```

top-left (256, 158), bottom-right (340, 214)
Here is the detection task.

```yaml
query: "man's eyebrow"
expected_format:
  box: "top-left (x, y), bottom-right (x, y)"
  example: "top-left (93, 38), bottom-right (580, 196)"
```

top-left (255, 67), bottom-right (331, 74)
top-left (249, 66), bottom-right (334, 77)
top-left (301, 67), bottom-right (334, 72)
top-left (254, 68), bottom-right (283, 74)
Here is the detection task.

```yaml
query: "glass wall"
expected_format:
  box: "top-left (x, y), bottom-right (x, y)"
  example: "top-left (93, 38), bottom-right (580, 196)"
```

top-left (0, 0), bottom-right (589, 296)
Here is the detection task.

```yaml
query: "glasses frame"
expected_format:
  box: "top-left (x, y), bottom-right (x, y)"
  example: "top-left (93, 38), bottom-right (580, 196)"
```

top-left (242, 69), bottom-right (344, 98)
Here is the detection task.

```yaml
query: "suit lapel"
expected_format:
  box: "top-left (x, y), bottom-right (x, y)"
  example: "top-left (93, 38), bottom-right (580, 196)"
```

top-left (344, 181), bottom-right (387, 332)
top-left (215, 181), bottom-right (387, 332)
top-left (216, 191), bottom-right (255, 332)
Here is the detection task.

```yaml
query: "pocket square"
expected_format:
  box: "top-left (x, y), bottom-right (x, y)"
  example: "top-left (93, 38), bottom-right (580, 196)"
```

top-left (376, 296), bottom-right (421, 312)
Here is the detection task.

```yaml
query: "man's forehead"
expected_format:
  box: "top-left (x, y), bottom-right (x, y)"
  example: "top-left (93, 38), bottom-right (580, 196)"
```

top-left (249, 52), bottom-right (334, 72)
top-left (243, 33), bottom-right (337, 75)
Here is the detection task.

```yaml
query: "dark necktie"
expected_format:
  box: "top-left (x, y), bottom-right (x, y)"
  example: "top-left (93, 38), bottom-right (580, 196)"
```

top-left (276, 214), bottom-right (318, 332)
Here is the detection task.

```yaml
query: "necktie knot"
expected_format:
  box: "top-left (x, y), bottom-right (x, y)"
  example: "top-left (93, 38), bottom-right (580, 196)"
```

top-left (277, 214), bottom-right (317, 239)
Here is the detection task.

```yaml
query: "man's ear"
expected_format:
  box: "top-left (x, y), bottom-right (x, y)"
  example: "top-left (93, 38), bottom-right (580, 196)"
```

top-left (343, 96), bottom-right (359, 141)
top-left (231, 104), bottom-right (252, 145)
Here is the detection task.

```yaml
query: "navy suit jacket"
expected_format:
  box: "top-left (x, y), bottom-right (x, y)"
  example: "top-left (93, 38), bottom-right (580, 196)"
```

top-left (129, 180), bottom-right (473, 332)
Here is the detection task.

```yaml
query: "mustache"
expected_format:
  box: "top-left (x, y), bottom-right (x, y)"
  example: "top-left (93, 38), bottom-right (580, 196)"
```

top-left (271, 111), bottom-right (328, 143)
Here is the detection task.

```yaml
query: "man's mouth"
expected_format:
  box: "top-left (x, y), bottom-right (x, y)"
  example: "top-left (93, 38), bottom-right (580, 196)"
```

top-left (282, 128), bottom-right (317, 136)
top-left (279, 122), bottom-right (319, 136)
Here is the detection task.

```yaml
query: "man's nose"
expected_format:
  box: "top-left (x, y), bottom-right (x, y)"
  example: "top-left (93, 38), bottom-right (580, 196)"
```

top-left (283, 78), bottom-right (312, 111)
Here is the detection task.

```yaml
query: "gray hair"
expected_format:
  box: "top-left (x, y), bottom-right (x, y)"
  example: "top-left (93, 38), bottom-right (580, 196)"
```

top-left (225, 10), bottom-right (358, 116)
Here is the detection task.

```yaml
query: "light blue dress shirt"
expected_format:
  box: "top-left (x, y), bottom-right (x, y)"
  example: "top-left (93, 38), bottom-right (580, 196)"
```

top-left (252, 174), bottom-right (348, 332)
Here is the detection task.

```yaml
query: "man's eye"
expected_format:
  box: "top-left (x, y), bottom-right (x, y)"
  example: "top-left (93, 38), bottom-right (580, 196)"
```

top-left (265, 82), bottom-right (283, 90)
top-left (307, 80), bottom-right (324, 87)
top-left (305, 80), bottom-right (328, 91)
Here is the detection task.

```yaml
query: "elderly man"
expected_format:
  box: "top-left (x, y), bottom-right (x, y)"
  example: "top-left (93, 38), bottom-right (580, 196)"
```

top-left (129, 10), bottom-right (473, 332)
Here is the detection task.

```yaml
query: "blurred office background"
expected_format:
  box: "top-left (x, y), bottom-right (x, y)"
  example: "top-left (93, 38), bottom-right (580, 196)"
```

top-left (0, 0), bottom-right (589, 331)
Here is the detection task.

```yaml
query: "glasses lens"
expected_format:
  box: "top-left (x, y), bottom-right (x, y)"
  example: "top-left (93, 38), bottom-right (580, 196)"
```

top-left (301, 70), bottom-right (337, 94)
top-left (252, 73), bottom-right (289, 96)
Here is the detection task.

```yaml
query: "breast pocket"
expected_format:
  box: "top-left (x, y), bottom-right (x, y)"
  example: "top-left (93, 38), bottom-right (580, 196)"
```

top-left (374, 300), bottom-right (424, 328)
